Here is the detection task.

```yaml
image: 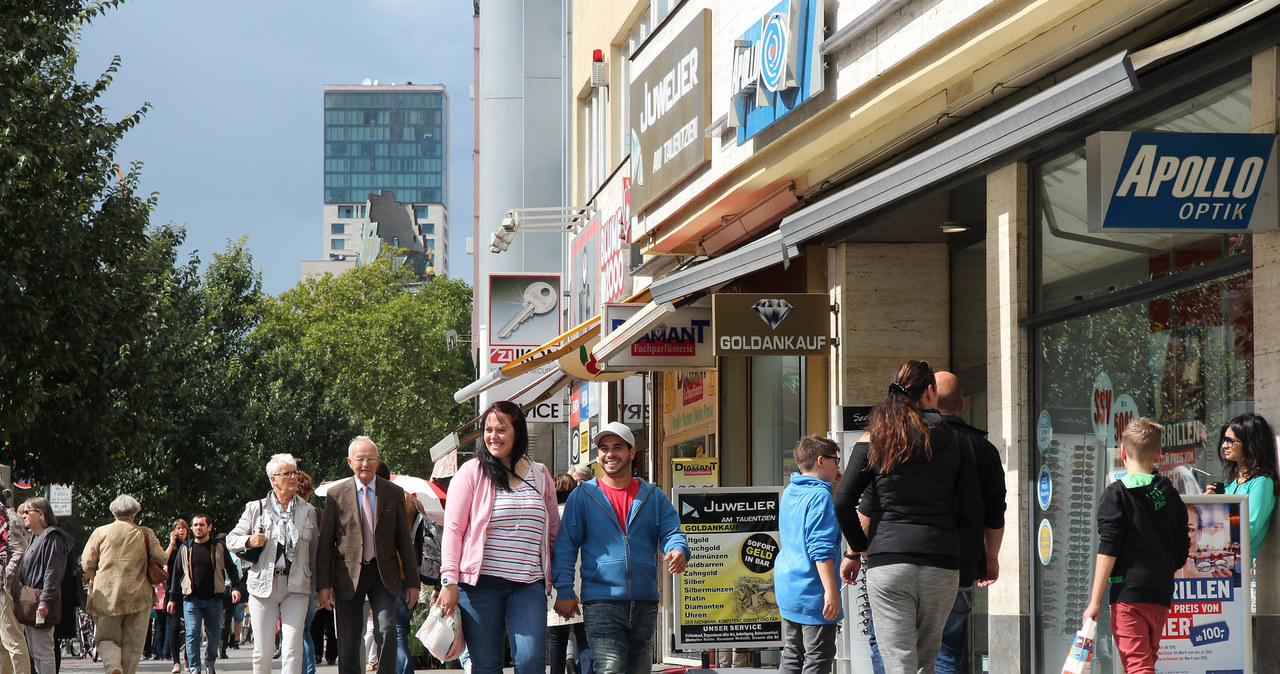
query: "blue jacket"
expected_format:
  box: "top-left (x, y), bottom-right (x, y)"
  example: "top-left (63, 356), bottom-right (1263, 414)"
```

top-left (776, 473), bottom-right (843, 625)
top-left (552, 478), bottom-right (691, 602)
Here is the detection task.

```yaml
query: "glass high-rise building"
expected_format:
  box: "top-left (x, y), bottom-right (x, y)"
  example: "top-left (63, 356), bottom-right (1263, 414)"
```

top-left (320, 82), bottom-right (449, 277)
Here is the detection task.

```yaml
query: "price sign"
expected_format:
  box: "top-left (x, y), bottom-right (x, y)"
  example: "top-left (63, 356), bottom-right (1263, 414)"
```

top-left (1111, 394), bottom-right (1140, 446)
top-left (1091, 373), bottom-right (1113, 445)
top-left (1189, 621), bottom-right (1230, 646)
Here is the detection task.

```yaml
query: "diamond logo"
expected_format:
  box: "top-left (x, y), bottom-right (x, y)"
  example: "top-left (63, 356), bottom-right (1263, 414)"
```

top-left (752, 299), bottom-right (793, 330)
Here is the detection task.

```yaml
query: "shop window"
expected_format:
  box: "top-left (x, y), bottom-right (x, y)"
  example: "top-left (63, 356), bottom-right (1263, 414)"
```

top-left (750, 356), bottom-right (804, 485)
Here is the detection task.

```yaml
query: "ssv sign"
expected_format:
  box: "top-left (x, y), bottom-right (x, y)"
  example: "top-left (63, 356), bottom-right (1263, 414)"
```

top-left (1087, 131), bottom-right (1278, 232)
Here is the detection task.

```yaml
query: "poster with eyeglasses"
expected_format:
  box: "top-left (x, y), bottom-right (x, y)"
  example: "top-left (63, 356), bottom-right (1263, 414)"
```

top-left (1157, 494), bottom-right (1251, 674)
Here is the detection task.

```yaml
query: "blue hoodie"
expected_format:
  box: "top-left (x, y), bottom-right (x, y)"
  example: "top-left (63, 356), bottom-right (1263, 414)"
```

top-left (552, 478), bottom-right (691, 602)
top-left (777, 473), bottom-right (843, 625)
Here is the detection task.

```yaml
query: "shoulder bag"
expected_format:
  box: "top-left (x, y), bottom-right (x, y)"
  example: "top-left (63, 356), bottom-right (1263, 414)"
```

top-left (236, 498), bottom-right (268, 564)
top-left (142, 528), bottom-right (168, 585)
top-left (11, 558), bottom-right (61, 627)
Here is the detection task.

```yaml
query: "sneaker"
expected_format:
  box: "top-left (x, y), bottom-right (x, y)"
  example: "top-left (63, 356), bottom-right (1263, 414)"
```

top-left (172, 664), bottom-right (182, 674)
top-left (209, 664), bottom-right (217, 674)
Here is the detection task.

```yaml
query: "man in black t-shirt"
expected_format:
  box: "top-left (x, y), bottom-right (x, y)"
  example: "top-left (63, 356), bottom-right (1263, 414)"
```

top-left (166, 515), bottom-right (244, 674)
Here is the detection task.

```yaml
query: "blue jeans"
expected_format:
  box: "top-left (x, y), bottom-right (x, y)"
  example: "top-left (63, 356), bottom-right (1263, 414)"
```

top-left (183, 596), bottom-right (225, 671)
top-left (154, 609), bottom-right (170, 660)
top-left (456, 576), bottom-right (547, 674)
top-left (396, 581), bottom-right (414, 674)
top-left (303, 594), bottom-right (318, 674)
top-left (548, 622), bottom-right (592, 674)
top-left (581, 600), bottom-right (658, 674)
top-left (935, 588), bottom-right (973, 674)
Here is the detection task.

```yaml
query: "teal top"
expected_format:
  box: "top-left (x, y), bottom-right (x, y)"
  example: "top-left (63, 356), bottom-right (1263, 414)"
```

top-left (1226, 476), bottom-right (1276, 559)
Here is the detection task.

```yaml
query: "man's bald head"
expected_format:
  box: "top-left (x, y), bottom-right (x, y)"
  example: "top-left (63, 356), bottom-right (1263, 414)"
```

top-left (935, 371), bottom-right (964, 414)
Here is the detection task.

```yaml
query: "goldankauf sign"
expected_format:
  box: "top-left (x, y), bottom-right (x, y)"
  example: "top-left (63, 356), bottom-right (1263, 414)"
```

top-left (1087, 131), bottom-right (1278, 232)
top-left (730, 0), bottom-right (824, 143)
top-left (629, 10), bottom-right (711, 212)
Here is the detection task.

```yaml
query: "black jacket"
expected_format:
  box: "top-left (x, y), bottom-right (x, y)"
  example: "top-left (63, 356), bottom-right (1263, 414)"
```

top-left (836, 409), bottom-right (983, 569)
top-left (941, 413), bottom-right (1007, 586)
top-left (1096, 472), bottom-right (1190, 606)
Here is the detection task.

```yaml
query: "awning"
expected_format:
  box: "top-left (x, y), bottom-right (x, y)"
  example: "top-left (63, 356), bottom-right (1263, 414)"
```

top-left (591, 300), bottom-right (676, 364)
top-left (779, 51), bottom-right (1137, 246)
top-left (649, 231), bottom-right (803, 304)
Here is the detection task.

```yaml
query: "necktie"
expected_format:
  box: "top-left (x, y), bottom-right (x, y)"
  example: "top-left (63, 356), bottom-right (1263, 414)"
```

top-left (361, 486), bottom-right (376, 563)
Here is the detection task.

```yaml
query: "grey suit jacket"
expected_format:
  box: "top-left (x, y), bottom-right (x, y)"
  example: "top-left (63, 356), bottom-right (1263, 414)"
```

top-left (316, 476), bottom-right (419, 600)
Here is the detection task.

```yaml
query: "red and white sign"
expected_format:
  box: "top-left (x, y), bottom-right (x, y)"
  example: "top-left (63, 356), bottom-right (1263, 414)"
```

top-left (1091, 372), bottom-right (1113, 445)
top-left (600, 178), bottom-right (631, 304)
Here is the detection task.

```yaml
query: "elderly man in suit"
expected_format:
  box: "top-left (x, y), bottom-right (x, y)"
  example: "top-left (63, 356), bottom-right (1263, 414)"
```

top-left (316, 437), bottom-right (420, 674)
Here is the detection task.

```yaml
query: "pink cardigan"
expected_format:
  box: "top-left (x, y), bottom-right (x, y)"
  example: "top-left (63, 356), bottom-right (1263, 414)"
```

top-left (441, 457), bottom-right (561, 591)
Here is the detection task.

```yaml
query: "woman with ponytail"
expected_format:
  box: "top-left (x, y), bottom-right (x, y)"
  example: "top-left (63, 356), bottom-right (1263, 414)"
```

top-left (834, 361), bottom-right (981, 674)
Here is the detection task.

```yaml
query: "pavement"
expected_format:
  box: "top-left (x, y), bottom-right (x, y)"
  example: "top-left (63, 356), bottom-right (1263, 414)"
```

top-left (58, 645), bottom-right (361, 674)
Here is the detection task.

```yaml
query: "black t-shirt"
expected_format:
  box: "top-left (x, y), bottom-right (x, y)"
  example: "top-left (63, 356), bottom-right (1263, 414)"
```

top-left (189, 539), bottom-right (216, 599)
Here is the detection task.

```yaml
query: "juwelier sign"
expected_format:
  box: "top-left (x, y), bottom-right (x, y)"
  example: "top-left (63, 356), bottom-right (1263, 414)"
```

top-left (1087, 131), bottom-right (1278, 232)
top-left (712, 293), bottom-right (829, 355)
top-left (628, 10), bottom-right (711, 212)
top-left (730, 0), bottom-right (825, 143)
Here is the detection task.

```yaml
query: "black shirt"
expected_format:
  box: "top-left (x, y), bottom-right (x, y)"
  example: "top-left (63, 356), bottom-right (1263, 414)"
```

top-left (190, 539), bottom-right (216, 599)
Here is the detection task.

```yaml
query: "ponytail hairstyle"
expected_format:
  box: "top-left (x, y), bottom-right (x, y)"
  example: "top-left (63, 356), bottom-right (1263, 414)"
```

top-left (867, 360), bottom-right (936, 473)
top-left (478, 400), bottom-right (530, 491)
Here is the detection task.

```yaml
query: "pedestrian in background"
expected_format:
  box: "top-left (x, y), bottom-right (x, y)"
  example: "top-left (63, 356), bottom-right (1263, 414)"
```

top-left (164, 520), bottom-right (190, 674)
top-left (81, 494), bottom-right (168, 674)
top-left (0, 489), bottom-right (30, 674)
top-left (13, 497), bottom-right (73, 674)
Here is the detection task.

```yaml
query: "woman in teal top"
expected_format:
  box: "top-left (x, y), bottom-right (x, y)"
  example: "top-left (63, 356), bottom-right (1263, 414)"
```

top-left (1207, 413), bottom-right (1279, 559)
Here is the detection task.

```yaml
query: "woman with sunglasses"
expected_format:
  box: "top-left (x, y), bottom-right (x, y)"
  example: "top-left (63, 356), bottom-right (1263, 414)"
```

top-left (834, 361), bottom-right (981, 674)
top-left (12, 498), bottom-right (74, 674)
top-left (1206, 413), bottom-right (1278, 561)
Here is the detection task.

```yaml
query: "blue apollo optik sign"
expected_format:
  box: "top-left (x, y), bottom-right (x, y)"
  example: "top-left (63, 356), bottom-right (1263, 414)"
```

top-left (730, 0), bottom-right (824, 144)
top-left (1087, 131), bottom-right (1278, 232)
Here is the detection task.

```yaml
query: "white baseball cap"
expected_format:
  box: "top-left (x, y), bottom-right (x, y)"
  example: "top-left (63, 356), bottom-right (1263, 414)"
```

top-left (592, 422), bottom-right (636, 449)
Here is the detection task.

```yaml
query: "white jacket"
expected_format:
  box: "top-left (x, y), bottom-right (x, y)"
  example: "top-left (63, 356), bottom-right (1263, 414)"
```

top-left (227, 494), bottom-right (320, 599)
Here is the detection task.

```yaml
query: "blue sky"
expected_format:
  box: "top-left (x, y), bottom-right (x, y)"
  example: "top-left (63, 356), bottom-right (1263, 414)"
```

top-left (74, 0), bottom-right (476, 295)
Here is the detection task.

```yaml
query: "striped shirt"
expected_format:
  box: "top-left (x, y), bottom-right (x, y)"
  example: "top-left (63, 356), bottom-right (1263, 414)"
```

top-left (479, 474), bottom-right (548, 584)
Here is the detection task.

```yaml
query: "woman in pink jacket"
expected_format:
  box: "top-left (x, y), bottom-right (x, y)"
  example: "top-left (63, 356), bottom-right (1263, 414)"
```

top-left (435, 400), bottom-right (560, 674)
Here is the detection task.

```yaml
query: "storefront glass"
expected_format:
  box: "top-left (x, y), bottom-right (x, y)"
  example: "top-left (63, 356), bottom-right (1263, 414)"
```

top-left (750, 356), bottom-right (805, 485)
top-left (1032, 73), bottom-right (1254, 672)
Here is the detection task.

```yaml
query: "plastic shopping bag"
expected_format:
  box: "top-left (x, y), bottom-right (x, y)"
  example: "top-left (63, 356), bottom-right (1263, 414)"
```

top-left (416, 605), bottom-right (466, 661)
top-left (1061, 617), bottom-right (1097, 674)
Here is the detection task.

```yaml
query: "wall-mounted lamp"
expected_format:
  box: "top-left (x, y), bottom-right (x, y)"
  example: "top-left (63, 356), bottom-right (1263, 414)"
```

top-left (591, 49), bottom-right (608, 87)
top-left (940, 221), bottom-right (970, 234)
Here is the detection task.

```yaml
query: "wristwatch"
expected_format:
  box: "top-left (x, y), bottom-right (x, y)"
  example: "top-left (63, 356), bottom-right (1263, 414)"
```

top-left (440, 577), bottom-right (457, 587)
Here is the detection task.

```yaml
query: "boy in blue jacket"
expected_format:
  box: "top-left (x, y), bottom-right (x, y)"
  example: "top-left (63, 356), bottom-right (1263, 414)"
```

top-left (777, 435), bottom-right (843, 674)
top-left (552, 422), bottom-right (690, 674)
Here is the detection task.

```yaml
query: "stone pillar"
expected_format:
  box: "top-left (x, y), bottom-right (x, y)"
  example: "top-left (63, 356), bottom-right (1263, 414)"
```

top-left (985, 162), bottom-right (1032, 673)
top-left (1251, 45), bottom-right (1280, 674)
top-left (832, 242), bottom-right (950, 407)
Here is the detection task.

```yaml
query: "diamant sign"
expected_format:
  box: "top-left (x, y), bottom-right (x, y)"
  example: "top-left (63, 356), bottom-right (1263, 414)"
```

top-left (712, 293), bottom-right (830, 356)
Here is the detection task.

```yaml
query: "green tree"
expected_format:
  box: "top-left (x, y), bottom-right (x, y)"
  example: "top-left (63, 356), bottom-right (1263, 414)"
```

top-left (257, 260), bottom-right (475, 477)
top-left (0, 0), bottom-right (156, 479)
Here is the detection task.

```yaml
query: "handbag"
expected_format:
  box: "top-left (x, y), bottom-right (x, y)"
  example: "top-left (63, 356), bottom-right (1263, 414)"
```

top-left (235, 498), bottom-right (268, 565)
top-left (142, 528), bottom-right (168, 585)
top-left (11, 559), bottom-right (61, 627)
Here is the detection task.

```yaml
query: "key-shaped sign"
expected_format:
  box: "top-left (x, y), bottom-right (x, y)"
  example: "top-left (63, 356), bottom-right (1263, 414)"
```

top-left (497, 281), bottom-right (557, 338)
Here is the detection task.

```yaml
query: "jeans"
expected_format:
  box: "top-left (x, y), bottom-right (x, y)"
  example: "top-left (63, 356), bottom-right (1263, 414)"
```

top-left (455, 575), bottom-right (547, 674)
top-left (779, 620), bottom-right (837, 674)
top-left (335, 563), bottom-right (398, 674)
top-left (935, 588), bottom-right (973, 674)
top-left (548, 623), bottom-right (592, 674)
top-left (184, 596), bottom-right (225, 671)
top-left (303, 594), bottom-right (318, 674)
top-left (581, 600), bottom-right (658, 674)
top-left (866, 564), bottom-right (958, 674)
top-left (154, 609), bottom-right (171, 660)
top-left (395, 581), bottom-right (414, 674)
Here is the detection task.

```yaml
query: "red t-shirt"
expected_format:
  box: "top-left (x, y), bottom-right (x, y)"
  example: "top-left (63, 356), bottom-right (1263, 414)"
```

top-left (598, 478), bottom-right (640, 533)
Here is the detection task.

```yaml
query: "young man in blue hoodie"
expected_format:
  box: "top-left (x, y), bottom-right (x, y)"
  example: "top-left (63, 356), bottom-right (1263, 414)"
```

top-left (777, 435), bottom-right (843, 674)
top-left (552, 422), bottom-right (691, 674)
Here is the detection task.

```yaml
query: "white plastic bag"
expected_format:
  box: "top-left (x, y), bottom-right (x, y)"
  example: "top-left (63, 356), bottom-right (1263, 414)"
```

top-left (416, 605), bottom-right (466, 661)
top-left (1061, 617), bottom-right (1096, 674)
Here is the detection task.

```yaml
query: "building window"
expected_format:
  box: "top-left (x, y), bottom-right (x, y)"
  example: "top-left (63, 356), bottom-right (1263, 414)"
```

top-left (414, 205), bottom-right (431, 219)
top-left (331, 223), bottom-right (345, 235)
top-left (582, 86), bottom-right (607, 196)
top-left (338, 206), bottom-right (354, 218)
top-left (331, 238), bottom-right (345, 250)
top-left (420, 223), bottom-right (435, 236)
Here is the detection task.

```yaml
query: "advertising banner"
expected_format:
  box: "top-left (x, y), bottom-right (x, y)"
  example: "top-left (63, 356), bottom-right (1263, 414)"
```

top-left (1087, 131), bottom-right (1278, 232)
top-left (488, 273), bottom-right (562, 365)
top-left (601, 303), bottom-right (715, 370)
top-left (730, 0), bottom-right (825, 143)
top-left (674, 488), bottom-right (784, 649)
top-left (712, 293), bottom-right (829, 355)
top-left (571, 216), bottom-right (600, 327)
top-left (628, 10), bottom-right (711, 212)
top-left (673, 458), bottom-right (719, 489)
top-left (661, 371), bottom-right (717, 438)
top-left (1157, 494), bottom-right (1252, 673)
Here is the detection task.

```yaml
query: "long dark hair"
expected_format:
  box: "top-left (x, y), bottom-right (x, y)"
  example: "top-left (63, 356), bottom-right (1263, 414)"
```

top-left (868, 360), bottom-right (935, 473)
top-left (1222, 413), bottom-right (1280, 494)
top-left (478, 400), bottom-right (530, 491)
